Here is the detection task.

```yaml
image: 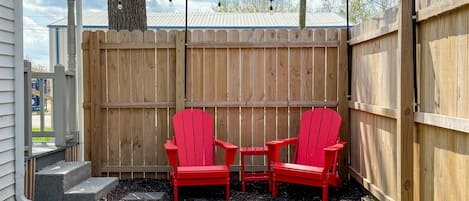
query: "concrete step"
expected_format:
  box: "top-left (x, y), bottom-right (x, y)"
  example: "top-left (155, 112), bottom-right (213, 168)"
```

top-left (35, 161), bottom-right (91, 201)
top-left (64, 177), bottom-right (119, 201)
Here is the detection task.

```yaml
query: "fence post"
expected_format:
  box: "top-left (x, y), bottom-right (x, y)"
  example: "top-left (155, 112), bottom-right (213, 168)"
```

top-left (337, 29), bottom-right (350, 181)
top-left (397, 0), bottom-right (415, 200)
top-left (175, 31), bottom-right (185, 111)
top-left (24, 60), bottom-right (32, 156)
top-left (54, 65), bottom-right (66, 147)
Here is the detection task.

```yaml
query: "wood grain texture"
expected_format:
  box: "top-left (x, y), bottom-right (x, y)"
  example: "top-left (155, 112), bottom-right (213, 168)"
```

top-left (82, 28), bottom-right (342, 177)
top-left (350, 110), bottom-right (398, 199)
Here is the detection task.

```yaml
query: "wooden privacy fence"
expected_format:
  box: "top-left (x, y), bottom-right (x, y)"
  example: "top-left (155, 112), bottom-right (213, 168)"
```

top-left (349, 1), bottom-right (469, 201)
top-left (82, 28), bottom-right (348, 178)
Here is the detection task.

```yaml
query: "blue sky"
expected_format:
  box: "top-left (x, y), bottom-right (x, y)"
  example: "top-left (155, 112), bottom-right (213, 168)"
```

top-left (23, 0), bottom-right (305, 67)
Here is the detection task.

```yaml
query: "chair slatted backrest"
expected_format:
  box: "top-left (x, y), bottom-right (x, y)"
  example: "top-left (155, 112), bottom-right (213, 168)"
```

top-left (173, 109), bottom-right (214, 166)
top-left (296, 108), bottom-right (342, 167)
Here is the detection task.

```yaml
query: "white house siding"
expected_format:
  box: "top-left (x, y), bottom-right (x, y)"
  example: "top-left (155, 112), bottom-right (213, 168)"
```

top-left (0, 0), bottom-right (17, 200)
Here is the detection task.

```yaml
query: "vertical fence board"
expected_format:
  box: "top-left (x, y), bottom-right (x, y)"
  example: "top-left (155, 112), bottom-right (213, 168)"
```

top-left (118, 31), bottom-right (132, 179)
top-left (264, 30), bottom-right (277, 146)
top-left (300, 29), bottom-right (313, 102)
top-left (227, 30), bottom-right (241, 165)
top-left (326, 30), bottom-right (338, 102)
top-left (156, 108), bottom-right (168, 169)
top-left (82, 31), bottom-right (91, 161)
top-left (215, 30), bottom-right (228, 164)
top-left (277, 30), bottom-right (289, 161)
top-left (168, 31), bottom-right (177, 104)
top-left (191, 30), bottom-right (204, 102)
top-left (142, 30), bottom-right (157, 178)
top-left (456, 10), bottom-right (469, 118)
top-left (252, 30), bottom-right (266, 165)
top-left (240, 30), bottom-right (253, 166)
top-left (313, 30), bottom-right (325, 101)
top-left (204, 30), bottom-right (216, 102)
top-left (131, 31), bottom-right (144, 178)
top-left (106, 31), bottom-right (120, 173)
top-left (98, 31), bottom-right (107, 174)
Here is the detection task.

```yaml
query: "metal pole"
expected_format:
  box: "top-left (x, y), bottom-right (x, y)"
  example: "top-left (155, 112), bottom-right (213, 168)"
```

top-left (346, 0), bottom-right (353, 170)
top-left (184, 0), bottom-right (188, 98)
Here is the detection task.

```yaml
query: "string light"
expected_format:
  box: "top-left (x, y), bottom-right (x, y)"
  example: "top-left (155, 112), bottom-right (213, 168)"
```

top-left (118, 0), bottom-right (123, 9)
top-left (270, 0), bottom-right (273, 14)
top-left (218, 1), bottom-right (221, 7)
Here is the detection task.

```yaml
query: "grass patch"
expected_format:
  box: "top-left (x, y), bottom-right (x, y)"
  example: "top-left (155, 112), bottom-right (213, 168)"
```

top-left (32, 127), bottom-right (53, 143)
top-left (32, 137), bottom-right (52, 143)
top-left (32, 127), bottom-right (53, 132)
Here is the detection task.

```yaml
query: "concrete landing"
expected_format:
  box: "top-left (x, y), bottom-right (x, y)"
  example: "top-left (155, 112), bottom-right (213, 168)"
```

top-left (122, 192), bottom-right (168, 201)
top-left (64, 177), bottom-right (119, 201)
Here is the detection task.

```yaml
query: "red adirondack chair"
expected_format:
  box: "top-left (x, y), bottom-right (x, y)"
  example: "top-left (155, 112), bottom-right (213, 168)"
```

top-left (164, 109), bottom-right (238, 201)
top-left (267, 108), bottom-right (346, 201)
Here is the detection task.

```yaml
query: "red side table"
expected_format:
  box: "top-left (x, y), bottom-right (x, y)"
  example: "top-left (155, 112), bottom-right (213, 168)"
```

top-left (240, 146), bottom-right (270, 192)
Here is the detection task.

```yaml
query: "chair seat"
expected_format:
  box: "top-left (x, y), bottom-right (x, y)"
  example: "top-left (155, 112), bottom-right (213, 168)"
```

top-left (177, 165), bottom-right (229, 179)
top-left (273, 162), bottom-right (324, 180)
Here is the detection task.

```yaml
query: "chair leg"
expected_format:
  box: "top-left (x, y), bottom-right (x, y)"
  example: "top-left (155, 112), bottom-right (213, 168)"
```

top-left (272, 178), bottom-right (278, 197)
top-left (169, 173), bottom-right (174, 186)
top-left (226, 182), bottom-right (230, 200)
top-left (173, 184), bottom-right (178, 201)
top-left (322, 183), bottom-right (328, 201)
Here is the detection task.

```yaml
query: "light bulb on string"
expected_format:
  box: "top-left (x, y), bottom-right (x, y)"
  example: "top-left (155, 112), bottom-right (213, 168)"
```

top-left (270, 0), bottom-right (273, 15)
top-left (169, 0), bottom-right (174, 7)
top-left (118, 0), bottom-right (123, 10)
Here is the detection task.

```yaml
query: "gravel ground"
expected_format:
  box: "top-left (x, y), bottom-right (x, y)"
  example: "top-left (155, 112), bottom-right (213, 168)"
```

top-left (102, 178), bottom-right (370, 201)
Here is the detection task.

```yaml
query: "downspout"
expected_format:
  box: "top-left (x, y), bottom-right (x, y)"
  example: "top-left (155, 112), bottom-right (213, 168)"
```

top-left (346, 0), bottom-right (352, 101)
top-left (67, 0), bottom-right (77, 143)
top-left (14, 0), bottom-right (29, 200)
top-left (76, 0), bottom-right (84, 160)
top-left (412, 0), bottom-right (418, 111)
top-left (56, 28), bottom-right (60, 64)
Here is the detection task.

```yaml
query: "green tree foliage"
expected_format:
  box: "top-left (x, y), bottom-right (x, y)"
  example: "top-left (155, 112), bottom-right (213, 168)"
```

top-left (318, 0), bottom-right (398, 23)
top-left (213, 0), bottom-right (298, 12)
top-left (339, 0), bottom-right (373, 23)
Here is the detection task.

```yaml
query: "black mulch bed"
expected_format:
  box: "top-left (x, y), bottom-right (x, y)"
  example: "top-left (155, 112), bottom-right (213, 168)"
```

top-left (102, 177), bottom-right (370, 201)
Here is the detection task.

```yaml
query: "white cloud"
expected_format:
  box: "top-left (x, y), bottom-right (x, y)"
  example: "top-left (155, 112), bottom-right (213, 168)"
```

top-left (23, 0), bottom-right (68, 68)
top-left (23, 16), bottom-right (50, 68)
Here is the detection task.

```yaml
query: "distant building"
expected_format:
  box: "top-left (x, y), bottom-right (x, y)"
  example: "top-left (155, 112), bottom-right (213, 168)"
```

top-left (47, 12), bottom-right (348, 71)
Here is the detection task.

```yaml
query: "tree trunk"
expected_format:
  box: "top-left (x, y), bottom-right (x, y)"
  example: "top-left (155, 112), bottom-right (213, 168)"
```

top-left (108, 0), bottom-right (147, 31)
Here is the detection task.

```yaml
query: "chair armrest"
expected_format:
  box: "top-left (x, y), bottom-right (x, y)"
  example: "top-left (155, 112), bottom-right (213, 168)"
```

top-left (266, 137), bottom-right (298, 162)
top-left (323, 141), bottom-right (347, 175)
top-left (215, 139), bottom-right (238, 166)
top-left (266, 137), bottom-right (298, 147)
top-left (323, 141), bottom-right (346, 152)
top-left (164, 139), bottom-right (178, 171)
